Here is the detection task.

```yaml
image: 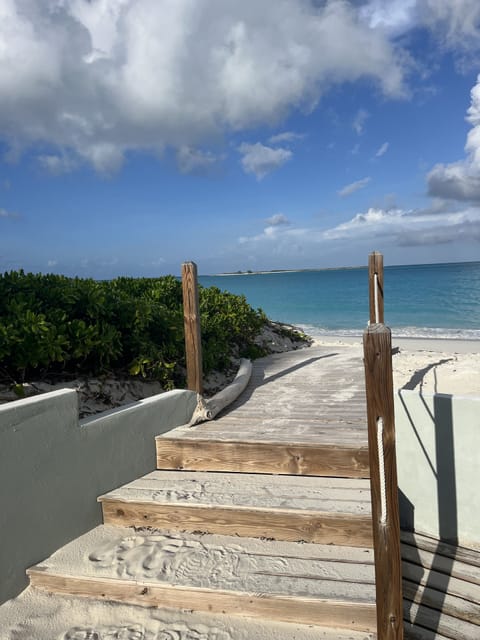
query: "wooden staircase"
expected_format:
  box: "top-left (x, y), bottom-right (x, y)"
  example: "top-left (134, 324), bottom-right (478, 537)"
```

top-left (2, 346), bottom-right (479, 639)
top-left (27, 443), bottom-right (378, 634)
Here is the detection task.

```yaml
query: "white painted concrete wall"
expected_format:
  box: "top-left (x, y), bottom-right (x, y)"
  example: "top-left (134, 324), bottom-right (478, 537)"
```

top-left (395, 390), bottom-right (480, 549)
top-left (0, 388), bottom-right (197, 603)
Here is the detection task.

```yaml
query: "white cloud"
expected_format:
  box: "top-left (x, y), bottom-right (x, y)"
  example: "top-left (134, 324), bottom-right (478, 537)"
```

top-left (0, 0), bottom-right (407, 173)
top-left (427, 75), bottom-right (480, 201)
top-left (266, 213), bottom-right (290, 226)
top-left (375, 141), bottom-right (389, 157)
top-left (361, 0), bottom-right (480, 53)
top-left (324, 205), bottom-right (480, 245)
top-left (239, 142), bottom-right (292, 179)
top-left (360, 0), bottom-right (418, 34)
top-left (268, 131), bottom-right (304, 145)
top-left (353, 109), bottom-right (369, 135)
top-left (237, 205), bottom-right (480, 258)
top-left (47, 259), bottom-right (58, 267)
top-left (324, 207), bottom-right (408, 239)
top-left (176, 147), bottom-right (217, 175)
top-left (338, 176), bottom-right (371, 197)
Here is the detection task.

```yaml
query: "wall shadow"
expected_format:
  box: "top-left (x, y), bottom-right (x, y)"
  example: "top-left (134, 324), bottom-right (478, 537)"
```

top-left (399, 391), bottom-right (458, 637)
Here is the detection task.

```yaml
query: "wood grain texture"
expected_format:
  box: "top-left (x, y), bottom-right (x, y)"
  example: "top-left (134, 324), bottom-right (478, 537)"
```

top-left (401, 560), bottom-right (480, 603)
top-left (402, 579), bottom-right (480, 625)
top-left (368, 251), bottom-right (384, 324)
top-left (156, 437), bottom-right (370, 477)
top-left (401, 530), bottom-right (480, 570)
top-left (182, 261), bottom-right (203, 394)
top-left (401, 540), bottom-right (480, 586)
top-left (100, 499), bottom-right (374, 547)
top-left (364, 325), bottom-right (403, 640)
top-left (403, 599), bottom-right (480, 640)
top-left (27, 570), bottom-right (377, 632)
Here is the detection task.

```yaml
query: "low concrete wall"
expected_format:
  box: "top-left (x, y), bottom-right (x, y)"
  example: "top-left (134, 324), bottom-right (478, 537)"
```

top-left (0, 388), bottom-right (197, 603)
top-left (395, 390), bottom-right (480, 548)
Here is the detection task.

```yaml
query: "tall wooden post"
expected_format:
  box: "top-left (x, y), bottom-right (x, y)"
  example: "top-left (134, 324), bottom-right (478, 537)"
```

top-left (369, 251), bottom-right (384, 324)
top-left (182, 261), bottom-right (203, 394)
top-left (363, 324), bottom-right (403, 640)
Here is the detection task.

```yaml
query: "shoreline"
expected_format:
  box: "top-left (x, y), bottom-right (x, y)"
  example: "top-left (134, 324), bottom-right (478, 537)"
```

top-left (309, 335), bottom-right (480, 354)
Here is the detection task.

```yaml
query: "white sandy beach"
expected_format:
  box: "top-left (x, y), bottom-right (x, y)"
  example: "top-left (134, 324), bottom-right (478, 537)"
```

top-left (313, 336), bottom-right (480, 397)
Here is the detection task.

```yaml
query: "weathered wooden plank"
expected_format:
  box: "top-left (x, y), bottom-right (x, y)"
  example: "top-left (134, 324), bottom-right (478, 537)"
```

top-left (401, 531), bottom-right (480, 569)
top-left (403, 599), bottom-right (479, 640)
top-left (364, 324), bottom-right (403, 640)
top-left (28, 571), bottom-right (377, 632)
top-left (401, 540), bottom-right (480, 586)
top-left (369, 251), bottom-right (384, 324)
top-left (182, 261), bottom-right (203, 394)
top-left (156, 438), bottom-right (370, 477)
top-left (402, 560), bottom-right (480, 603)
top-left (102, 469), bottom-right (373, 499)
top-left (160, 424), bottom-right (369, 445)
top-left (101, 499), bottom-right (374, 547)
top-left (403, 578), bottom-right (480, 625)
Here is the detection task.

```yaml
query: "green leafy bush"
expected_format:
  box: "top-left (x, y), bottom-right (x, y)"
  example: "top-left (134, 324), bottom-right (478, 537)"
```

top-left (0, 271), bottom-right (267, 388)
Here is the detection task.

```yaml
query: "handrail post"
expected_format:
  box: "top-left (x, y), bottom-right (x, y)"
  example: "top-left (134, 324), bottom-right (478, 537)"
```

top-left (181, 261), bottom-right (203, 394)
top-left (369, 251), bottom-right (384, 324)
top-left (363, 324), bottom-right (403, 640)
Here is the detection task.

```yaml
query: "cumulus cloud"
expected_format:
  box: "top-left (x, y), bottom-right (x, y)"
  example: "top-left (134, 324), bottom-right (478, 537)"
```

top-left (338, 176), bottom-right (371, 197)
top-left (375, 142), bottom-right (389, 157)
top-left (427, 75), bottom-right (480, 201)
top-left (266, 213), bottom-right (290, 226)
top-left (324, 205), bottom-right (480, 245)
top-left (0, 0), bottom-right (407, 173)
top-left (239, 142), bottom-right (292, 179)
top-left (236, 204), bottom-right (480, 259)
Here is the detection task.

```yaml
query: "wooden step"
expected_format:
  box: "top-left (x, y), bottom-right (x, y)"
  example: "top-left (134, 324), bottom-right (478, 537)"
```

top-left (27, 525), bottom-right (377, 633)
top-left (156, 436), bottom-right (370, 477)
top-left (99, 470), bottom-right (373, 547)
top-left (400, 531), bottom-right (480, 638)
top-left (0, 587), bottom-right (376, 640)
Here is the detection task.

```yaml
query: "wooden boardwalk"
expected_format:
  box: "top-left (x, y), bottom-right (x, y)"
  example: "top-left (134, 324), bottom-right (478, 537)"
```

top-left (2, 345), bottom-right (479, 639)
top-left (157, 346), bottom-right (370, 477)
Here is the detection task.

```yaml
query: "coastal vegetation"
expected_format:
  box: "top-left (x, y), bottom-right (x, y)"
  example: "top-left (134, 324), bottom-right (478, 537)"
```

top-left (0, 271), bottom-right (274, 392)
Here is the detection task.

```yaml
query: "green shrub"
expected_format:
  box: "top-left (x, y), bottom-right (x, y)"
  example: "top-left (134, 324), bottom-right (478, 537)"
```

top-left (0, 271), bottom-right (267, 388)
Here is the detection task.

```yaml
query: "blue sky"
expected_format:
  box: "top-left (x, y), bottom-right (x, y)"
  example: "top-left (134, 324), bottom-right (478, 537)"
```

top-left (1, 0), bottom-right (480, 277)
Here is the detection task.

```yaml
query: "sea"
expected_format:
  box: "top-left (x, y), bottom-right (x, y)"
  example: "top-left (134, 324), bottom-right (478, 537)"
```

top-left (199, 261), bottom-right (480, 341)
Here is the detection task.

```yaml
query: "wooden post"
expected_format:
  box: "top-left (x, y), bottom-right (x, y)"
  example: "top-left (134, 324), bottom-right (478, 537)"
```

top-left (369, 251), bottom-right (384, 324)
top-left (182, 261), bottom-right (203, 394)
top-left (363, 324), bottom-right (403, 640)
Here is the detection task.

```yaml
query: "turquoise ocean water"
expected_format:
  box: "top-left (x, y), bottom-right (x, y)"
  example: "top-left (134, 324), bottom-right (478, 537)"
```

top-left (199, 262), bottom-right (480, 340)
